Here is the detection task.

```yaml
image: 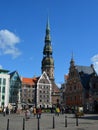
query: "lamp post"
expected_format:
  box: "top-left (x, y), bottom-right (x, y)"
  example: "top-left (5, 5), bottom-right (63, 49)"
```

top-left (17, 89), bottom-right (22, 110)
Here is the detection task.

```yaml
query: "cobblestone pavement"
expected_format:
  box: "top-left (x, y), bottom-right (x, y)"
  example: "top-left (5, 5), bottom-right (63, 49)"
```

top-left (0, 113), bottom-right (98, 130)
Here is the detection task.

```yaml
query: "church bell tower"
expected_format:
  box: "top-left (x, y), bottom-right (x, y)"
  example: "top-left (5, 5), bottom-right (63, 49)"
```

top-left (41, 18), bottom-right (54, 82)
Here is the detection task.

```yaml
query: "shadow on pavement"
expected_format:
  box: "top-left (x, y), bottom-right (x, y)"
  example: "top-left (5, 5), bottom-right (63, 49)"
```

top-left (79, 115), bottom-right (98, 120)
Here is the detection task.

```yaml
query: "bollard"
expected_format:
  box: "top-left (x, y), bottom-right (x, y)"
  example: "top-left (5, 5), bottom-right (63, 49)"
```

top-left (7, 118), bottom-right (9, 130)
top-left (65, 116), bottom-right (67, 127)
top-left (23, 118), bottom-right (25, 130)
top-left (76, 116), bottom-right (78, 126)
top-left (37, 114), bottom-right (40, 130)
top-left (53, 115), bottom-right (55, 129)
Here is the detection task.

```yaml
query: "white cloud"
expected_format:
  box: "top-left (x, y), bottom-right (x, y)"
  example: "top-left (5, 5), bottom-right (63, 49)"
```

top-left (0, 65), bottom-right (3, 69)
top-left (0, 29), bottom-right (21, 58)
top-left (91, 54), bottom-right (98, 73)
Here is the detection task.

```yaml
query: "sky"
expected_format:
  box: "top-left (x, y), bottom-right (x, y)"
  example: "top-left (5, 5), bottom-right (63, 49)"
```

top-left (0, 0), bottom-right (98, 85)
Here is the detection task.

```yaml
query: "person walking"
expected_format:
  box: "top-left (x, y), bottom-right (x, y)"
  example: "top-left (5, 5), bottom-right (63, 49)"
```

top-left (33, 107), bottom-right (36, 117)
top-left (25, 109), bottom-right (30, 120)
top-left (56, 107), bottom-right (60, 116)
top-left (3, 107), bottom-right (6, 116)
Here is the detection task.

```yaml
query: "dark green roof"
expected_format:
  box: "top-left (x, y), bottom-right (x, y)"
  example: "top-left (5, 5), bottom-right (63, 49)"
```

top-left (80, 73), bottom-right (90, 89)
top-left (43, 43), bottom-right (52, 55)
top-left (76, 65), bottom-right (94, 74)
top-left (42, 56), bottom-right (54, 66)
top-left (76, 65), bottom-right (95, 89)
top-left (0, 69), bottom-right (9, 74)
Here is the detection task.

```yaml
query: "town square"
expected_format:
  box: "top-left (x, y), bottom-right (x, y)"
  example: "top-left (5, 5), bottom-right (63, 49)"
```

top-left (0, 112), bottom-right (98, 130)
top-left (0, 0), bottom-right (98, 130)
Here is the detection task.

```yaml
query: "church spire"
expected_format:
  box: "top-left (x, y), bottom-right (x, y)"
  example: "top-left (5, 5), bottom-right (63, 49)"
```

top-left (70, 51), bottom-right (75, 66)
top-left (43, 18), bottom-right (52, 56)
top-left (42, 18), bottom-right (54, 82)
top-left (45, 17), bottom-right (51, 43)
top-left (47, 17), bottom-right (50, 30)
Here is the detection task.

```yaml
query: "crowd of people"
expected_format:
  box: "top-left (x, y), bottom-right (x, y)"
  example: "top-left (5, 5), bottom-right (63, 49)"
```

top-left (0, 104), bottom-right (64, 120)
top-left (0, 106), bottom-right (12, 116)
top-left (24, 106), bottom-right (63, 120)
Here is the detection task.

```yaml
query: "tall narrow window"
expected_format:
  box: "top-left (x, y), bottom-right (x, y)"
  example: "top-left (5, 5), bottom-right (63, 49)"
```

top-left (2, 95), bottom-right (5, 100)
top-left (2, 87), bottom-right (5, 93)
top-left (3, 78), bottom-right (6, 85)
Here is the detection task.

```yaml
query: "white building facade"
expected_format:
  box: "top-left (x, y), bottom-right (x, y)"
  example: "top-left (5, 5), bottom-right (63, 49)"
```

top-left (36, 71), bottom-right (52, 108)
top-left (0, 69), bottom-right (10, 107)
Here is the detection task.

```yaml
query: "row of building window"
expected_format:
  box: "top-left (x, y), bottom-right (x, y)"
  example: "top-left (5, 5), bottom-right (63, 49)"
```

top-left (66, 95), bottom-right (82, 102)
top-left (23, 93), bottom-right (34, 97)
top-left (39, 85), bottom-right (50, 89)
top-left (40, 99), bottom-right (49, 103)
top-left (39, 90), bottom-right (49, 94)
top-left (68, 85), bottom-right (81, 91)
top-left (23, 85), bottom-right (34, 88)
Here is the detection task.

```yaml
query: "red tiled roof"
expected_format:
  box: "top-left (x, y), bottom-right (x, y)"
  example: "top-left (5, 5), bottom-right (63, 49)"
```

top-left (22, 77), bottom-right (39, 85)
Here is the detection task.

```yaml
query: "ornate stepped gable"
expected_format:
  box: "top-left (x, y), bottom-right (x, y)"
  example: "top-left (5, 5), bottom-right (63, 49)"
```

top-left (65, 57), bottom-right (98, 109)
top-left (67, 57), bottom-right (96, 89)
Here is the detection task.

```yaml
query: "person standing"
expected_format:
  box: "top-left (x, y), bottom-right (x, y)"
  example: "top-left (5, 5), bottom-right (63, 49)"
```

top-left (3, 107), bottom-right (6, 116)
top-left (37, 107), bottom-right (42, 118)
